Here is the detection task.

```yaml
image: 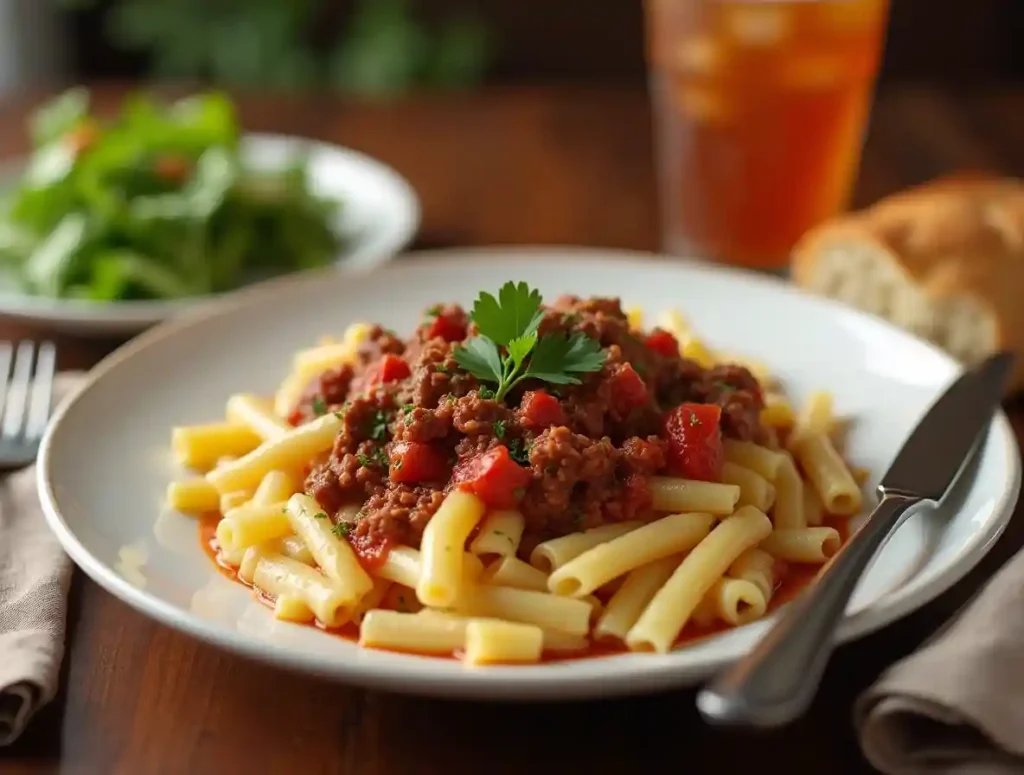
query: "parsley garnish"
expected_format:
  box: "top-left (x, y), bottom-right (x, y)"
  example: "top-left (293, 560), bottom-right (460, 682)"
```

top-left (477, 386), bottom-right (495, 400)
top-left (425, 304), bottom-right (441, 320)
top-left (433, 363), bottom-right (451, 374)
top-left (356, 453), bottom-right (371, 467)
top-left (368, 410), bottom-right (389, 441)
top-left (312, 396), bottom-right (327, 416)
top-left (508, 437), bottom-right (531, 466)
top-left (493, 419), bottom-right (506, 439)
top-left (332, 522), bottom-right (352, 537)
top-left (313, 512), bottom-right (327, 519)
top-left (401, 404), bottom-right (414, 414)
top-left (453, 281), bottom-right (605, 401)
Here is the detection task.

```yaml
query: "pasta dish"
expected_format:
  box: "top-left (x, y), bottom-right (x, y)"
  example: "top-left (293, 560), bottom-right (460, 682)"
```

top-left (167, 282), bottom-right (865, 666)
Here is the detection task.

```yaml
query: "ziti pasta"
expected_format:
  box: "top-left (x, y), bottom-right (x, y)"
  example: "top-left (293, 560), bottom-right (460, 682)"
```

top-left (169, 282), bottom-right (867, 664)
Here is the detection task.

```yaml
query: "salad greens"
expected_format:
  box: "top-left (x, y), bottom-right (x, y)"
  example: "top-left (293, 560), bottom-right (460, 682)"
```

top-left (0, 88), bottom-right (345, 301)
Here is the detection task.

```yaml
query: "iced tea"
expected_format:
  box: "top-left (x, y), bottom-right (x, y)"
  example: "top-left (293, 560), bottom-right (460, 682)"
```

top-left (645, 0), bottom-right (889, 270)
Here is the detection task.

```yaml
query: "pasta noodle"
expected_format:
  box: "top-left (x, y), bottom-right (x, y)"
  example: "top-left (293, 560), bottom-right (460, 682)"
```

top-left (530, 521), bottom-right (641, 573)
top-left (464, 619), bottom-right (544, 665)
top-left (771, 453), bottom-right (804, 530)
top-left (417, 491), bottom-right (487, 607)
top-left (721, 462), bottom-right (776, 513)
top-left (480, 556), bottom-right (548, 591)
top-left (225, 394), bottom-right (290, 441)
top-left (727, 548), bottom-right (777, 602)
top-left (454, 585), bottom-right (593, 637)
top-left (626, 506), bottom-right (773, 653)
top-left (469, 510), bottom-right (524, 557)
top-left (285, 494), bottom-right (373, 602)
top-left (722, 440), bottom-right (783, 481)
top-left (172, 422), bottom-right (262, 469)
top-left (649, 477), bottom-right (740, 515)
top-left (791, 431), bottom-right (862, 516)
top-left (166, 479), bottom-right (220, 515)
top-left (693, 578), bottom-right (766, 627)
top-left (760, 527), bottom-right (842, 563)
top-left (547, 512), bottom-right (713, 597)
top-left (594, 554), bottom-right (681, 643)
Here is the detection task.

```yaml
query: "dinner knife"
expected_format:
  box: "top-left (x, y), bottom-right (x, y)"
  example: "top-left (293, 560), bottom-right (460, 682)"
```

top-left (696, 351), bottom-right (1014, 728)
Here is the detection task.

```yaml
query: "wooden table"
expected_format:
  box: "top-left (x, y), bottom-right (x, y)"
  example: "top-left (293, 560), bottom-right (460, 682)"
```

top-left (2, 84), bottom-right (1023, 774)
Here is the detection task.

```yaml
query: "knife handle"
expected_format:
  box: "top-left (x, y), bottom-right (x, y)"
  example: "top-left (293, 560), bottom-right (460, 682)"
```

top-left (696, 491), bottom-right (921, 727)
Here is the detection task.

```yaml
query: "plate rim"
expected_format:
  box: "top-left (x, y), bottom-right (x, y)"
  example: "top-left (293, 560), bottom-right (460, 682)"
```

top-left (37, 246), bottom-right (1023, 700)
top-left (0, 132), bottom-right (421, 329)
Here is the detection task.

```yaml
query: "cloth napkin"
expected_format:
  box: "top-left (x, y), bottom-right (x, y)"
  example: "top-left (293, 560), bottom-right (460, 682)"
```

top-left (857, 544), bottom-right (1024, 775)
top-left (0, 373), bottom-right (82, 746)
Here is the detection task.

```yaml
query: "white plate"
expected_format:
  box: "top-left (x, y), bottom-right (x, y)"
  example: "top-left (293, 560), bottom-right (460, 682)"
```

top-left (38, 247), bottom-right (1021, 701)
top-left (0, 133), bottom-right (420, 335)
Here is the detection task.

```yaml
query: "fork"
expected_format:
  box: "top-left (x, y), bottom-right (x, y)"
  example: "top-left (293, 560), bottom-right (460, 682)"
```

top-left (0, 341), bottom-right (56, 471)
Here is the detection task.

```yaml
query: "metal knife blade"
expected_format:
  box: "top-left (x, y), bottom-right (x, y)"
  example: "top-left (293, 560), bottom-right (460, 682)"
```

top-left (881, 352), bottom-right (1013, 500)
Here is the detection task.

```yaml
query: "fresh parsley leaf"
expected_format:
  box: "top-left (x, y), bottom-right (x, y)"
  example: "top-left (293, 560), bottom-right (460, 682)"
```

top-left (453, 283), bottom-right (605, 402)
top-left (493, 419), bottom-right (506, 439)
top-left (477, 385), bottom-right (495, 399)
top-left (312, 396), bottom-right (327, 416)
top-left (453, 335), bottom-right (503, 384)
top-left (525, 333), bottom-right (605, 384)
top-left (313, 512), bottom-right (327, 519)
top-left (507, 437), bottom-right (531, 466)
top-left (356, 453), bottom-right (371, 467)
top-left (401, 404), bottom-right (415, 414)
top-left (425, 304), bottom-right (441, 319)
top-left (368, 410), bottom-right (389, 441)
top-left (332, 522), bottom-right (352, 537)
top-left (471, 281), bottom-right (543, 346)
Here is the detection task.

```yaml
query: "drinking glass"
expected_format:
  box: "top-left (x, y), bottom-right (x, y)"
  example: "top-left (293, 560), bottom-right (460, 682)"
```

top-left (645, 0), bottom-right (890, 271)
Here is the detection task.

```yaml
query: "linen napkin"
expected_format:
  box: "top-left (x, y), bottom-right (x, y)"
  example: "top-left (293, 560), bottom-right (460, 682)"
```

top-left (857, 544), bottom-right (1024, 775)
top-left (0, 373), bottom-right (82, 746)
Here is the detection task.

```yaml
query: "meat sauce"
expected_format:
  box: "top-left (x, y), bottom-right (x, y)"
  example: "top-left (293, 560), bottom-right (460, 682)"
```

top-left (296, 296), bottom-right (770, 570)
top-left (198, 513), bottom-right (850, 658)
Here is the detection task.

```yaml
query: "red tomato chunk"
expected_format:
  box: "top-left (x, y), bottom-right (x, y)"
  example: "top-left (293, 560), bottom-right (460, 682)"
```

top-left (519, 389), bottom-right (566, 429)
top-left (664, 402), bottom-right (723, 482)
top-left (347, 530), bottom-right (393, 573)
top-left (368, 354), bottom-right (411, 385)
top-left (609, 362), bottom-right (648, 411)
top-left (645, 329), bottom-right (679, 358)
top-left (452, 445), bottom-right (532, 509)
top-left (389, 441), bottom-right (449, 484)
top-left (426, 313), bottom-right (467, 342)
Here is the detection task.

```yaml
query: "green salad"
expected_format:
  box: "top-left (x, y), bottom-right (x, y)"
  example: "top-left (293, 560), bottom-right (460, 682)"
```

top-left (0, 89), bottom-right (344, 301)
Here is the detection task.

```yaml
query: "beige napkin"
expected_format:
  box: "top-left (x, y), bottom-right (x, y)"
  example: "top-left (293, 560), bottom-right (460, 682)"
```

top-left (858, 544), bottom-right (1024, 775)
top-left (0, 373), bottom-right (82, 746)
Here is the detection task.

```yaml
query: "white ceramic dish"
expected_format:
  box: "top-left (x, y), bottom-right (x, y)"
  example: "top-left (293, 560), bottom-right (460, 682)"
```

top-left (38, 247), bottom-right (1021, 701)
top-left (0, 133), bottom-right (420, 335)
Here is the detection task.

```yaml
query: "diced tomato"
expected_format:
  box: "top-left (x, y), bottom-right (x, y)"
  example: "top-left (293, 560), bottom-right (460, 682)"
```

top-left (347, 530), bottom-right (393, 572)
top-left (389, 441), bottom-right (449, 483)
top-left (286, 407), bottom-right (305, 426)
top-left (367, 353), bottom-right (411, 385)
top-left (154, 154), bottom-right (191, 183)
top-left (426, 313), bottom-right (467, 342)
top-left (645, 329), bottom-right (679, 358)
top-left (452, 445), bottom-right (532, 509)
top-left (609, 363), bottom-right (649, 412)
top-left (663, 402), bottom-right (723, 482)
top-left (519, 389), bottom-right (566, 429)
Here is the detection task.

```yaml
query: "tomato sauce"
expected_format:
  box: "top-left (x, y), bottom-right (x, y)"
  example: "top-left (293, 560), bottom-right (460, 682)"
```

top-left (199, 513), bottom-right (850, 662)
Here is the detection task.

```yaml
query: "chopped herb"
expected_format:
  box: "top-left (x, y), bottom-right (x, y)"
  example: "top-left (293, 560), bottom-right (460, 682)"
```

top-left (311, 396), bottom-right (327, 416)
top-left (433, 363), bottom-right (452, 374)
top-left (371, 446), bottom-right (390, 468)
top-left (313, 512), bottom-right (327, 520)
top-left (356, 453), bottom-right (371, 467)
top-left (493, 530), bottom-right (505, 538)
top-left (443, 394), bottom-right (456, 405)
top-left (688, 411), bottom-right (701, 427)
top-left (332, 522), bottom-right (352, 537)
top-left (394, 459), bottom-right (403, 471)
top-left (333, 411), bottom-right (345, 420)
top-left (713, 380), bottom-right (733, 392)
top-left (425, 304), bottom-right (442, 320)
top-left (453, 281), bottom-right (605, 402)
top-left (368, 410), bottom-right (389, 441)
top-left (383, 328), bottom-right (399, 339)
top-left (561, 312), bottom-right (582, 326)
top-left (477, 386), bottom-right (495, 400)
top-left (493, 419), bottom-right (506, 439)
top-left (401, 404), bottom-right (415, 415)
top-left (508, 438), bottom-right (531, 466)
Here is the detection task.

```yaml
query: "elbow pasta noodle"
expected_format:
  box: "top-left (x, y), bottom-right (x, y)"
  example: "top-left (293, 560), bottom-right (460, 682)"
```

top-left (791, 432), bottom-right (863, 516)
top-left (547, 512), bottom-right (714, 597)
top-left (760, 527), bottom-right (842, 563)
top-left (170, 305), bottom-right (869, 667)
top-left (721, 462), bottom-right (776, 513)
top-left (225, 394), bottom-right (290, 441)
top-left (627, 506), bottom-right (773, 653)
top-left (649, 477), bottom-right (740, 515)
top-left (470, 510), bottom-right (525, 557)
top-left (771, 453), bottom-right (805, 530)
top-left (530, 521), bottom-right (641, 573)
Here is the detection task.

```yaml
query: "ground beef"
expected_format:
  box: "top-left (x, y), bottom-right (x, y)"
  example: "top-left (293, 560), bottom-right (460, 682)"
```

top-left (296, 294), bottom-right (770, 560)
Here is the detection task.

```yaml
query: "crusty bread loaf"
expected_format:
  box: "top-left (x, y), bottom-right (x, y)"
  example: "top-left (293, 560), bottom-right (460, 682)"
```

top-left (792, 174), bottom-right (1024, 392)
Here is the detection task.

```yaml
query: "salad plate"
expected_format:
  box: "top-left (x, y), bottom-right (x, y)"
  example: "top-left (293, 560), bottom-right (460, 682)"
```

top-left (37, 247), bottom-right (1021, 700)
top-left (0, 90), bottom-right (419, 335)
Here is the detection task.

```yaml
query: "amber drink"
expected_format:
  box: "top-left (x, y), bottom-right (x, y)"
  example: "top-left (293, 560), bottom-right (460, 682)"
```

top-left (645, 0), bottom-right (889, 270)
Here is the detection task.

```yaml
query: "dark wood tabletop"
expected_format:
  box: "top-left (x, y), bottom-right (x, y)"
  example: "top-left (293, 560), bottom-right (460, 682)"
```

top-left (2, 83), bottom-right (1023, 775)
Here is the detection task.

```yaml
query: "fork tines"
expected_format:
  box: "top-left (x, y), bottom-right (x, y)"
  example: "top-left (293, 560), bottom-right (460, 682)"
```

top-left (0, 341), bottom-right (56, 443)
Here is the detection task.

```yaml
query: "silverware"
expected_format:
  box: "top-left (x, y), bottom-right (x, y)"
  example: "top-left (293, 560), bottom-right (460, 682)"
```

top-left (696, 351), bottom-right (1014, 728)
top-left (0, 341), bottom-right (56, 471)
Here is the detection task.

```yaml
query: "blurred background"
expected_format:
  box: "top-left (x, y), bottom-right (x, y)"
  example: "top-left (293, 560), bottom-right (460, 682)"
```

top-left (4, 0), bottom-right (1024, 98)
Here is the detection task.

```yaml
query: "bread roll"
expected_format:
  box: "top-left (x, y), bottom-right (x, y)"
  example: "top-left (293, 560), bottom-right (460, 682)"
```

top-left (792, 174), bottom-right (1024, 392)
